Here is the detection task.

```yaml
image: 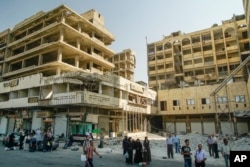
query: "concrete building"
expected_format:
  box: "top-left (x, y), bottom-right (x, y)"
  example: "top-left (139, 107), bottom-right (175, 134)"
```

top-left (109, 49), bottom-right (136, 81)
top-left (147, 12), bottom-right (250, 136)
top-left (0, 5), bottom-right (156, 137)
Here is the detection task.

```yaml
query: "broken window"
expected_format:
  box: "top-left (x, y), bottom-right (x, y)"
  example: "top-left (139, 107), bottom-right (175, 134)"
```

top-left (173, 100), bottom-right (180, 106)
top-left (201, 98), bottom-right (210, 105)
top-left (235, 95), bottom-right (245, 103)
top-left (217, 96), bottom-right (227, 103)
top-left (186, 99), bottom-right (195, 105)
top-left (160, 101), bottom-right (167, 111)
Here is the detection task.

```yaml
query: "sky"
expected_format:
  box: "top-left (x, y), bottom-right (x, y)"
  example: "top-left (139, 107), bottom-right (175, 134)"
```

top-left (0, 0), bottom-right (245, 83)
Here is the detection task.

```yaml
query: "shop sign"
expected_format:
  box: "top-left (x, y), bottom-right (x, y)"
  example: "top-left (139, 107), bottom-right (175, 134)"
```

top-left (70, 117), bottom-right (82, 121)
top-left (3, 79), bottom-right (19, 87)
top-left (68, 112), bottom-right (83, 116)
top-left (36, 111), bottom-right (53, 118)
top-left (130, 83), bottom-right (143, 93)
top-left (7, 114), bottom-right (19, 118)
top-left (28, 97), bottom-right (39, 103)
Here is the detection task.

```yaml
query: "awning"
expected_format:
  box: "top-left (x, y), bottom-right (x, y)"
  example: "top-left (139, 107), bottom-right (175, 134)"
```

top-left (233, 110), bottom-right (250, 117)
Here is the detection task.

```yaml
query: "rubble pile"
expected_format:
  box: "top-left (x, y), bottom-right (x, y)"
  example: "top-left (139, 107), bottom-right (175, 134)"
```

top-left (97, 132), bottom-right (250, 166)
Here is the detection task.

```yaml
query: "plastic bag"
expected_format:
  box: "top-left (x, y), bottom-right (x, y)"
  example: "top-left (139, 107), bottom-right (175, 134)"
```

top-left (124, 152), bottom-right (129, 158)
top-left (81, 154), bottom-right (87, 162)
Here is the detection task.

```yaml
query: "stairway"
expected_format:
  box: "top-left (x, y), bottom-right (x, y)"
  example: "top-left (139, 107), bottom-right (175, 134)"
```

top-left (210, 55), bottom-right (250, 96)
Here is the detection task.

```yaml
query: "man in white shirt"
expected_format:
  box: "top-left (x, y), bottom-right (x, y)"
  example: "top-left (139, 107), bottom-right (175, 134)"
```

top-left (194, 144), bottom-right (207, 167)
top-left (211, 134), bottom-right (219, 158)
top-left (166, 133), bottom-right (174, 159)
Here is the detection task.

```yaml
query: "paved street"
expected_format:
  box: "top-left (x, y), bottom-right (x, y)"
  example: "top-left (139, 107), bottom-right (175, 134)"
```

top-left (0, 143), bottom-right (224, 167)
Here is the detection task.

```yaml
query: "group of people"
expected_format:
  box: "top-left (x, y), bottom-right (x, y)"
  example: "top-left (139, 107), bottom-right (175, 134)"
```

top-left (206, 134), bottom-right (230, 167)
top-left (179, 133), bottom-right (231, 167)
top-left (6, 127), bottom-right (55, 152)
top-left (122, 136), bottom-right (152, 166)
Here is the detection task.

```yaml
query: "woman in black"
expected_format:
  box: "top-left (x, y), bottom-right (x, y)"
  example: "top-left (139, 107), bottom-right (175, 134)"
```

top-left (143, 136), bottom-right (152, 164)
top-left (127, 137), bottom-right (134, 165)
top-left (133, 138), bottom-right (143, 164)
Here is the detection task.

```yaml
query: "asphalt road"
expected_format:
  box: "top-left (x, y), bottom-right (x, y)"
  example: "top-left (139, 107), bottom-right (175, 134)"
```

top-left (0, 143), bottom-right (224, 167)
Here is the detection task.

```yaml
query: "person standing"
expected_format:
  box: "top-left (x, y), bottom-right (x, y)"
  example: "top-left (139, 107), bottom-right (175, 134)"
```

top-left (122, 136), bottom-right (129, 164)
top-left (206, 135), bottom-right (214, 157)
top-left (194, 144), bottom-right (207, 167)
top-left (221, 138), bottom-right (230, 167)
top-left (181, 139), bottom-right (192, 167)
top-left (133, 138), bottom-right (143, 164)
top-left (143, 136), bottom-right (151, 164)
top-left (86, 140), bottom-right (102, 167)
top-left (127, 137), bottom-right (134, 165)
top-left (173, 133), bottom-right (180, 153)
top-left (19, 131), bottom-right (25, 150)
top-left (211, 134), bottom-right (219, 158)
top-left (166, 133), bottom-right (174, 159)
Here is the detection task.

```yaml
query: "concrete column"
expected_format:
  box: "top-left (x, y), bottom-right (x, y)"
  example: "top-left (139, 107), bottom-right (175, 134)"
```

top-left (201, 115), bottom-right (204, 135)
top-left (58, 47), bottom-right (62, 62)
top-left (59, 27), bottom-right (64, 42)
top-left (38, 54), bottom-right (42, 65)
top-left (75, 56), bottom-right (79, 68)
top-left (56, 66), bottom-right (61, 75)
top-left (78, 22), bottom-right (82, 32)
top-left (99, 83), bottom-right (102, 94)
top-left (186, 115), bottom-right (191, 133)
top-left (76, 38), bottom-right (80, 49)
top-left (67, 83), bottom-right (70, 92)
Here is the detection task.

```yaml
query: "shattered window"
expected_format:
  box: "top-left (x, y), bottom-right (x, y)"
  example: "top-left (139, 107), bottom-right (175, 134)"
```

top-left (235, 95), bottom-right (245, 103)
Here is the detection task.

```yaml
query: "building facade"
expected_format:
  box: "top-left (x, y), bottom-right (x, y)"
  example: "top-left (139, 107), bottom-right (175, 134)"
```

top-left (109, 49), bottom-right (136, 81)
top-left (0, 5), bottom-right (156, 137)
top-left (147, 13), bottom-right (250, 136)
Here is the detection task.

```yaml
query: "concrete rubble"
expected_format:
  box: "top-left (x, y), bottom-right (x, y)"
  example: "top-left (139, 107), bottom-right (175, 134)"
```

top-left (96, 132), bottom-right (250, 166)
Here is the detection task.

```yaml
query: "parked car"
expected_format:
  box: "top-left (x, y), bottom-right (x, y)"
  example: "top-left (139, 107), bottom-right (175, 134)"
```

top-left (2, 133), bottom-right (20, 147)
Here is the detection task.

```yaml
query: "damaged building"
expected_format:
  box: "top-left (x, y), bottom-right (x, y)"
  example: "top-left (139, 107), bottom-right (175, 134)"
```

top-left (147, 11), bottom-right (250, 136)
top-left (0, 5), bottom-right (156, 137)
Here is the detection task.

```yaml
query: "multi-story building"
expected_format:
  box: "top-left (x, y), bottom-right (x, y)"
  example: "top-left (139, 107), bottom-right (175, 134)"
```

top-left (147, 13), bottom-right (250, 136)
top-left (0, 5), bottom-right (156, 137)
top-left (109, 49), bottom-right (136, 81)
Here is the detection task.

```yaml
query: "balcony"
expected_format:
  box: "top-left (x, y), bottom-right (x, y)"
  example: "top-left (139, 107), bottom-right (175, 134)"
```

top-left (149, 70), bottom-right (157, 75)
top-left (183, 54), bottom-right (192, 59)
top-left (203, 50), bottom-right (213, 55)
top-left (0, 97), bottom-right (38, 109)
top-left (226, 46), bottom-right (238, 53)
top-left (196, 74), bottom-right (205, 80)
top-left (184, 76), bottom-right (196, 82)
top-left (194, 63), bottom-right (204, 68)
top-left (38, 91), bottom-right (121, 109)
top-left (156, 59), bottom-right (165, 64)
top-left (193, 52), bottom-right (202, 58)
top-left (183, 64), bottom-right (194, 70)
top-left (214, 38), bottom-right (224, 44)
top-left (228, 57), bottom-right (240, 63)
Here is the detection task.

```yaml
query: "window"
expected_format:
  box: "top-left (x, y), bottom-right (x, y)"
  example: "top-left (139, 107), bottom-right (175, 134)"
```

top-left (173, 100), bottom-right (180, 106)
top-left (217, 96), bottom-right (227, 103)
top-left (235, 95), bottom-right (245, 103)
top-left (201, 98), bottom-right (210, 104)
top-left (186, 99), bottom-right (195, 105)
top-left (160, 101), bottom-right (167, 111)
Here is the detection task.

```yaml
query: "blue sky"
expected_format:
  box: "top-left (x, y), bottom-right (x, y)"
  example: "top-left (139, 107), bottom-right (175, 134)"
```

top-left (0, 0), bottom-right (244, 83)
